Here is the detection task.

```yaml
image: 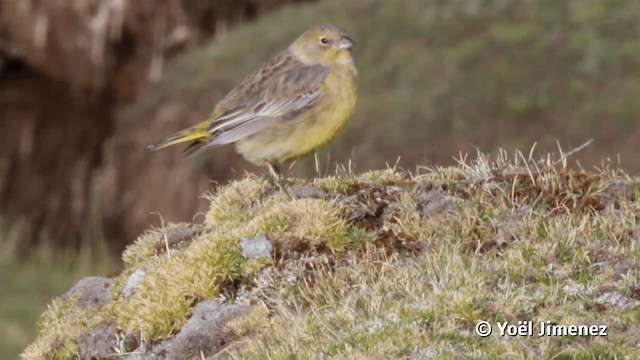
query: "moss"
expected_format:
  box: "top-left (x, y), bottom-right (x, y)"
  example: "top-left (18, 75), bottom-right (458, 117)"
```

top-left (113, 232), bottom-right (245, 340)
top-left (255, 199), bottom-right (349, 249)
top-left (22, 295), bottom-right (94, 359)
top-left (312, 176), bottom-right (353, 192)
top-left (205, 175), bottom-right (271, 225)
top-left (355, 169), bottom-right (407, 184)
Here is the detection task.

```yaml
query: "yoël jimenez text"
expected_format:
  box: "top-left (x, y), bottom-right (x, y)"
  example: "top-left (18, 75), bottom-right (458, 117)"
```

top-left (498, 321), bottom-right (608, 337)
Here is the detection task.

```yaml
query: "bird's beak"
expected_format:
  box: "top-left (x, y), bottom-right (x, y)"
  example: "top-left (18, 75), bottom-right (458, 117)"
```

top-left (338, 36), bottom-right (355, 50)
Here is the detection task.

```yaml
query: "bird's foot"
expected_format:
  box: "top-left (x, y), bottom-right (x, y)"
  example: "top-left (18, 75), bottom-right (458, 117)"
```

top-left (264, 163), bottom-right (295, 199)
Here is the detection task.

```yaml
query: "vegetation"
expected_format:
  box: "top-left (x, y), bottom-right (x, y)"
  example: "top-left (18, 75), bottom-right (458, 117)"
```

top-left (22, 148), bottom-right (640, 358)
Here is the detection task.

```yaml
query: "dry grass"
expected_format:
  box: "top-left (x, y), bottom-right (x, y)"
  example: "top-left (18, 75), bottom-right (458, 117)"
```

top-left (23, 149), bottom-right (640, 359)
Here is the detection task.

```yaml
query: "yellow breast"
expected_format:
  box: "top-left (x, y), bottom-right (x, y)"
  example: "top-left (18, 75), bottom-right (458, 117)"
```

top-left (236, 64), bottom-right (357, 165)
top-left (293, 66), bottom-right (357, 154)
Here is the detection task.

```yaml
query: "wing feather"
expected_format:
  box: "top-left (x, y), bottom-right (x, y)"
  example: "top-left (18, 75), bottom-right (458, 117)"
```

top-left (201, 54), bottom-right (329, 146)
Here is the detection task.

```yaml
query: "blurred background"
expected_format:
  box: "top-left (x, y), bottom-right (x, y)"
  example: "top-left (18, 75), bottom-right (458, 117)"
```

top-left (1, 0), bottom-right (640, 356)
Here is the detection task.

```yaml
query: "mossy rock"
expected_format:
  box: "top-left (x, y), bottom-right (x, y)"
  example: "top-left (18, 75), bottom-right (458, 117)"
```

top-left (23, 151), bottom-right (640, 358)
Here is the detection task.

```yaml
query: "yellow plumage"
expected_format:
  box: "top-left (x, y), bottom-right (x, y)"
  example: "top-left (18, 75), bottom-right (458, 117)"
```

top-left (149, 24), bottom-right (357, 175)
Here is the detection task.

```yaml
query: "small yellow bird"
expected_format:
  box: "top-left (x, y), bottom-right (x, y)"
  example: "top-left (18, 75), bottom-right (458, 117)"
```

top-left (150, 24), bottom-right (357, 177)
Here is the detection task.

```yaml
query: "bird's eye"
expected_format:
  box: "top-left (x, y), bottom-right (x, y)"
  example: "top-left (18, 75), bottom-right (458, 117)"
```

top-left (320, 37), bottom-right (328, 44)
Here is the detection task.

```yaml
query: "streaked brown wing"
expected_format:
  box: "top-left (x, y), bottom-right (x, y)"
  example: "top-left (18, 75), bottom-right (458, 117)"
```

top-left (202, 56), bottom-right (329, 146)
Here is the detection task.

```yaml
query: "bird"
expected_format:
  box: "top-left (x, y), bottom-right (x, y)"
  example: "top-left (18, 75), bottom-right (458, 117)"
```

top-left (149, 23), bottom-right (358, 179)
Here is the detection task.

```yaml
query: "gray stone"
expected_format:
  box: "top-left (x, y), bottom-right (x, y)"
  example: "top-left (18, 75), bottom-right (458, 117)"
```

top-left (123, 268), bottom-right (146, 298)
top-left (240, 235), bottom-right (273, 259)
top-left (61, 276), bottom-right (112, 309)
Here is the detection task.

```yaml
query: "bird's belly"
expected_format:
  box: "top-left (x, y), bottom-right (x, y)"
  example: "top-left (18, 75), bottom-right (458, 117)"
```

top-left (236, 70), bottom-right (356, 165)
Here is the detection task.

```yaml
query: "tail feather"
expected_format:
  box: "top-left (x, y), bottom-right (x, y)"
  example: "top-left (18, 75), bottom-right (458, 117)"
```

top-left (148, 129), bottom-right (208, 151)
top-left (183, 140), bottom-right (209, 157)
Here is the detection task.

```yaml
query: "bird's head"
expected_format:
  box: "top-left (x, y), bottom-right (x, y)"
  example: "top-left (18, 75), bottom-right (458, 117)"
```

top-left (290, 24), bottom-right (355, 66)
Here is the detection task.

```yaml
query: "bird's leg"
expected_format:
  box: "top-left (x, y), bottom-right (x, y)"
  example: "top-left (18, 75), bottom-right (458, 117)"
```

top-left (267, 162), bottom-right (281, 180)
top-left (265, 162), bottom-right (295, 199)
top-left (264, 162), bottom-right (281, 187)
